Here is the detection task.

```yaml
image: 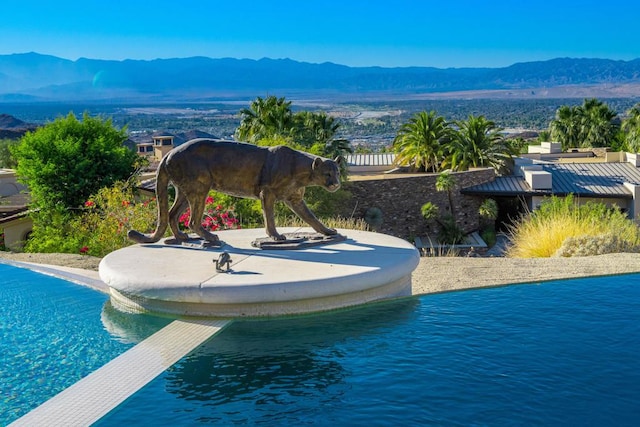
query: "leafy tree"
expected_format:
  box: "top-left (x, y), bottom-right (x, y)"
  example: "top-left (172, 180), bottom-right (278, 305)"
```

top-left (445, 115), bottom-right (513, 173)
top-left (622, 103), bottom-right (640, 153)
top-left (392, 111), bottom-right (451, 172)
top-left (11, 112), bottom-right (139, 210)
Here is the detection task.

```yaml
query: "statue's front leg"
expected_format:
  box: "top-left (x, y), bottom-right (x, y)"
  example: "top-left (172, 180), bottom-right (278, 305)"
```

top-left (260, 191), bottom-right (285, 240)
top-left (285, 199), bottom-right (337, 236)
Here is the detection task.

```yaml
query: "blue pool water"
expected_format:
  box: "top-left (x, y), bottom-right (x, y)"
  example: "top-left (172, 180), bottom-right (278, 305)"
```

top-left (2, 262), bottom-right (640, 425)
top-left (0, 263), bottom-right (171, 425)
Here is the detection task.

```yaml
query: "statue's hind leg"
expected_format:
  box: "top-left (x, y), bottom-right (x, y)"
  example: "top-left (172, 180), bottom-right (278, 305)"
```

top-left (168, 190), bottom-right (189, 241)
top-left (186, 190), bottom-right (220, 243)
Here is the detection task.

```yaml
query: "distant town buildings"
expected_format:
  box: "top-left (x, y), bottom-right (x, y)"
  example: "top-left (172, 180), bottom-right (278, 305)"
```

top-left (136, 135), bottom-right (175, 162)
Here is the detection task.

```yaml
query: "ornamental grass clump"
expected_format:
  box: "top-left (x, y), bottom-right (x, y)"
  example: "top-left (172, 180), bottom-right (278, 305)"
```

top-left (507, 195), bottom-right (640, 258)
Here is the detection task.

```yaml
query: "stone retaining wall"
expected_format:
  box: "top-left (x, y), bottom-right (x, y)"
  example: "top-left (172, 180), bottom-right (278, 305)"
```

top-left (338, 169), bottom-right (496, 240)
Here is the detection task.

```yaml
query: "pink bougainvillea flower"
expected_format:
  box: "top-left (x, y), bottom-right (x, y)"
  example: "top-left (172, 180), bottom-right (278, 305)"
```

top-left (79, 246), bottom-right (89, 254)
top-left (84, 200), bottom-right (95, 207)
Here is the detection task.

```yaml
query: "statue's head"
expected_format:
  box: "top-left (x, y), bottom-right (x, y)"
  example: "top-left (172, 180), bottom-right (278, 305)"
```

top-left (312, 156), bottom-right (342, 192)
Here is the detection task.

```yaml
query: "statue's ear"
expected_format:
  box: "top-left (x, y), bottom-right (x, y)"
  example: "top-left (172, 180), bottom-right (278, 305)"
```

top-left (312, 157), bottom-right (323, 170)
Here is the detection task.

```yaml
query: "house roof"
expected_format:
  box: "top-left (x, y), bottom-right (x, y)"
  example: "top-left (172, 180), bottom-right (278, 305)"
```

top-left (345, 153), bottom-right (396, 167)
top-left (0, 192), bottom-right (30, 213)
top-left (0, 206), bottom-right (29, 225)
top-left (462, 162), bottom-right (640, 199)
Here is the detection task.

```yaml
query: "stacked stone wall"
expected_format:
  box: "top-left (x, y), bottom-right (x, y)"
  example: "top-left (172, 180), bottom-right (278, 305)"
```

top-left (338, 169), bottom-right (496, 240)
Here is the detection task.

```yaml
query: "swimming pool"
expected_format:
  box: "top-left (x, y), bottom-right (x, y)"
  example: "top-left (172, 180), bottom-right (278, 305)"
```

top-left (3, 262), bottom-right (640, 425)
top-left (0, 263), bottom-right (171, 424)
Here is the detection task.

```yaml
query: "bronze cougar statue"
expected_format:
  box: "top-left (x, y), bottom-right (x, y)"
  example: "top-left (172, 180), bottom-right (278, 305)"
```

top-left (128, 138), bottom-right (342, 244)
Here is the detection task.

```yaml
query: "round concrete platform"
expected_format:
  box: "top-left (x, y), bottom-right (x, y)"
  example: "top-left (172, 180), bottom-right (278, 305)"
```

top-left (99, 227), bottom-right (420, 318)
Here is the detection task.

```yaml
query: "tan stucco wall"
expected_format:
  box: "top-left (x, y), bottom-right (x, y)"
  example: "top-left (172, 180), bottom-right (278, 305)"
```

top-left (1, 217), bottom-right (32, 250)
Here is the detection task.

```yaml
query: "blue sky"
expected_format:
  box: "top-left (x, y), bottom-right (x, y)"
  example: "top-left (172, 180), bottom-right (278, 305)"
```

top-left (2, 0), bottom-right (639, 68)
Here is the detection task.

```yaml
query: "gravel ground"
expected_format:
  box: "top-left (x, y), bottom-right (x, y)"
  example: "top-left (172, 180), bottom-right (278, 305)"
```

top-left (0, 252), bottom-right (102, 271)
top-left (2, 250), bottom-right (639, 297)
top-left (411, 253), bottom-right (640, 295)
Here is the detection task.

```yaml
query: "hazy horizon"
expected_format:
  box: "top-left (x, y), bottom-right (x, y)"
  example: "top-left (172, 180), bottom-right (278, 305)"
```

top-left (2, 0), bottom-right (639, 69)
top-left (5, 51), bottom-right (640, 71)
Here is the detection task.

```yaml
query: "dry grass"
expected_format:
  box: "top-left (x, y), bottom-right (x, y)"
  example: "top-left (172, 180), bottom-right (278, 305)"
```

top-left (507, 195), bottom-right (640, 258)
top-left (276, 215), bottom-right (371, 231)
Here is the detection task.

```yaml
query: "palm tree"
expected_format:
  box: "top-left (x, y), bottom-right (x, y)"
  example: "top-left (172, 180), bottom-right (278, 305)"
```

top-left (293, 111), bottom-right (353, 158)
top-left (435, 171), bottom-right (456, 216)
top-left (324, 137), bottom-right (353, 159)
top-left (550, 105), bottom-right (581, 150)
top-left (622, 104), bottom-right (640, 153)
top-left (235, 96), bottom-right (295, 143)
top-left (392, 111), bottom-right (451, 172)
top-left (445, 115), bottom-right (512, 173)
top-left (581, 98), bottom-right (618, 148)
top-left (550, 98), bottom-right (619, 151)
top-left (295, 111), bottom-right (338, 146)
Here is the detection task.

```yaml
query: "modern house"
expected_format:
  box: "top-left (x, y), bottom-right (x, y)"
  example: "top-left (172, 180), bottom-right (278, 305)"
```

top-left (462, 150), bottom-right (640, 223)
top-left (0, 169), bottom-right (30, 250)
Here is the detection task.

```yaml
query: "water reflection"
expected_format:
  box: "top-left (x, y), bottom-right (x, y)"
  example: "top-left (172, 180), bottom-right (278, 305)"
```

top-left (163, 298), bottom-right (419, 406)
top-left (100, 301), bottom-right (173, 344)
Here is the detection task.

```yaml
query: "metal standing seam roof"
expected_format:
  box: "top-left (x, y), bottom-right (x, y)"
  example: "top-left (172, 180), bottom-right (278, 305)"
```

top-left (462, 162), bottom-right (640, 198)
top-left (345, 153), bottom-right (397, 167)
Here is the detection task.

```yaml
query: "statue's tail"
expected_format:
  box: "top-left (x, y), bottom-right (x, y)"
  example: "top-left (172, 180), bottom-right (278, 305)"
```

top-left (127, 161), bottom-right (170, 244)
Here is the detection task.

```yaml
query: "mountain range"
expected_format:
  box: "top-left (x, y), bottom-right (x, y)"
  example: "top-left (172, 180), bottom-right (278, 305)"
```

top-left (1, 52), bottom-right (640, 102)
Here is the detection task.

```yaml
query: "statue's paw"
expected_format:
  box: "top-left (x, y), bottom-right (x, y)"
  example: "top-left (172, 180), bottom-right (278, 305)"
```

top-left (174, 231), bottom-right (189, 241)
top-left (271, 233), bottom-right (286, 241)
top-left (128, 229), bottom-right (155, 244)
top-left (323, 227), bottom-right (338, 236)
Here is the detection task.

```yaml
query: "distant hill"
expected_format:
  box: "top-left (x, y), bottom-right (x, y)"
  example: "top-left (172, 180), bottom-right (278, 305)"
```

top-left (1, 53), bottom-right (640, 102)
top-left (0, 113), bottom-right (28, 128)
top-left (0, 113), bottom-right (37, 139)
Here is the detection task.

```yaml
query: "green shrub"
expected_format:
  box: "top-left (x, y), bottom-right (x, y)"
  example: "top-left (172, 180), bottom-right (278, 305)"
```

top-left (24, 183), bottom-right (157, 256)
top-left (438, 214), bottom-right (464, 244)
top-left (211, 192), bottom-right (264, 229)
top-left (24, 206), bottom-right (84, 254)
top-left (73, 184), bottom-right (159, 257)
top-left (480, 228), bottom-right (497, 247)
